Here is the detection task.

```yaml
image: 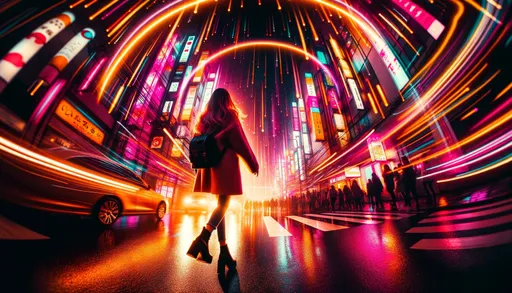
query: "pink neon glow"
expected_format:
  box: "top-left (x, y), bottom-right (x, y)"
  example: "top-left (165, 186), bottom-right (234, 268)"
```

top-left (79, 57), bottom-right (107, 91)
top-left (391, 0), bottom-right (445, 40)
top-left (427, 130), bottom-right (512, 171)
top-left (101, 0), bottom-right (130, 20)
top-left (470, 96), bottom-right (512, 132)
top-left (418, 140), bottom-right (512, 179)
top-left (31, 79), bottom-right (66, 124)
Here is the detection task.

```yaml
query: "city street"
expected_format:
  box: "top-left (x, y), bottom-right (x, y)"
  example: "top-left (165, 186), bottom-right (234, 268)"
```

top-left (1, 193), bottom-right (511, 293)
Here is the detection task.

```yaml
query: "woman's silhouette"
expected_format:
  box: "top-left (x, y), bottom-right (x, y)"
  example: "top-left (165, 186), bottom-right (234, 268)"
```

top-left (187, 88), bottom-right (259, 274)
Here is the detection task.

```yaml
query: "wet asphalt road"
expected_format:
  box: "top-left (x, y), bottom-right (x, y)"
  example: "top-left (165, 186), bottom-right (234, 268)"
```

top-left (1, 200), bottom-right (512, 293)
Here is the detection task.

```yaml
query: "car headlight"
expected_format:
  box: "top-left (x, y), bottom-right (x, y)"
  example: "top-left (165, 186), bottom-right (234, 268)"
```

top-left (184, 197), bottom-right (192, 204)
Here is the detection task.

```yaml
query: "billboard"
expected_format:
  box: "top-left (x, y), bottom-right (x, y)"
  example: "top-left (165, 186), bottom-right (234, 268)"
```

top-left (304, 73), bottom-right (317, 97)
top-left (311, 112), bottom-right (325, 141)
top-left (55, 99), bottom-right (104, 145)
top-left (181, 86), bottom-right (197, 121)
top-left (368, 141), bottom-right (387, 161)
top-left (347, 78), bottom-right (364, 110)
top-left (0, 12), bottom-right (75, 92)
top-left (179, 36), bottom-right (196, 63)
top-left (392, 0), bottom-right (445, 40)
top-left (292, 102), bottom-right (300, 131)
top-left (333, 113), bottom-right (346, 131)
top-left (168, 81), bottom-right (179, 92)
top-left (193, 51), bottom-right (209, 83)
top-left (151, 136), bottom-right (163, 149)
top-left (40, 28), bottom-right (96, 84)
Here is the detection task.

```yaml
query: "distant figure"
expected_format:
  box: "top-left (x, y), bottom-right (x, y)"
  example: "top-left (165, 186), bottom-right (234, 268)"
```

top-left (351, 180), bottom-right (364, 210)
top-left (337, 187), bottom-right (345, 210)
top-left (394, 164), bottom-right (405, 201)
top-left (343, 185), bottom-right (353, 210)
top-left (188, 88), bottom-right (259, 274)
top-left (366, 178), bottom-right (374, 206)
top-left (372, 173), bottom-right (384, 209)
top-left (420, 160), bottom-right (437, 205)
top-left (402, 156), bottom-right (420, 209)
top-left (383, 164), bottom-right (398, 210)
top-left (329, 185), bottom-right (337, 212)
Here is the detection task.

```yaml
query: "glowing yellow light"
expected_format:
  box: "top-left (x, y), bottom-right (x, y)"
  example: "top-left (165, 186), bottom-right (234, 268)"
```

top-left (367, 93), bottom-right (378, 114)
top-left (108, 84), bottom-right (125, 114)
top-left (84, 0), bottom-right (98, 9)
top-left (163, 128), bottom-right (190, 161)
top-left (29, 80), bottom-right (45, 96)
top-left (70, 0), bottom-right (85, 9)
top-left (376, 84), bottom-right (389, 107)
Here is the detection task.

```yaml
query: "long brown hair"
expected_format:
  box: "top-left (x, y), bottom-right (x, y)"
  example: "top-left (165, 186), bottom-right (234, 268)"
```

top-left (196, 88), bottom-right (240, 132)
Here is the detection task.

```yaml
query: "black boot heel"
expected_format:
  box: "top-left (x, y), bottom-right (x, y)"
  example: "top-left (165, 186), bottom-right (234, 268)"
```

top-left (218, 245), bottom-right (237, 274)
top-left (186, 228), bottom-right (213, 264)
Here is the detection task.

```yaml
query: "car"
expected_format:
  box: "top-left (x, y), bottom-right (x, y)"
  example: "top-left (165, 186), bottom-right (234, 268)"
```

top-left (0, 139), bottom-right (168, 226)
top-left (179, 193), bottom-right (215, 213)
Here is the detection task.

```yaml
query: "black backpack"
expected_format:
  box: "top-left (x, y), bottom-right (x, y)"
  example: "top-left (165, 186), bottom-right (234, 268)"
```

top-left (189, 130), bottom-right (225, 169)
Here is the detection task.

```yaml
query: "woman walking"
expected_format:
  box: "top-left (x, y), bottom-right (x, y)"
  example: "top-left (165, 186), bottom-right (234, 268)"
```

top-left (383, 165), bottom-right (398, 210)
top-left (187, 88), bottom-right (259, 274)
top-left (351, 180), bottom-right (364, 210)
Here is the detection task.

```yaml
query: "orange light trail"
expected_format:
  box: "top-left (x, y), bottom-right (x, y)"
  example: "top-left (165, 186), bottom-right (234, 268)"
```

top-left (379, 13), bottom-right (420, 56)
top-left (460, 108), bottom-right (478, 121)
top-left (84, 0), bottom-right (98, 9)
top-left (367, 93), bottom-right (378, 114)
top-left (228, 0), bottom-right (232, 12)
top-left (308, 152), bottom-right (339, 175)
top-left (276, 0), bottom-right (282, 10)
top-left (292, 6), bottom-right (309, 60)
top-left (0, 137), bottom-right (139, 192)
top-left (108, 84), bottom-right (125, 114)
top-left (438, 155), bottom-right (512, 183)
top-left (69, 0), bottom-right (85, 9)
top-left (305, 10), bottom-right (319, 41)
top-left (163, 129), bottom-right (190, 162)
top-left (464, 0), bottom-right (502, 24)
top-left (29, 80), bottom-right (45, 96)
top-left (90, 0), bottom-right (119, 20)
top-left (107, 0), bottom-right (149, 38)
top-left (376, 84), bottom-right (389, 107)
top-left (385, 7), bottom-right (413, 34)
top-left (204, 2), bottom-right (217, 40)
top-left (494, 82), bottom-right (512, 101)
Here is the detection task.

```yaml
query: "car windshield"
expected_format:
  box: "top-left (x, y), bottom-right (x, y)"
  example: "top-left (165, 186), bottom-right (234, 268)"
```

top-left (68, 156), bottom-right (146, 188)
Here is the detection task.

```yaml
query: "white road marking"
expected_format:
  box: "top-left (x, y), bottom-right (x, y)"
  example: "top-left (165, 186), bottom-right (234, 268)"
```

top-left (326, 212), bottom-right (402, 220)
top-left (263, 216), bottom-right (292, 237)
top-left (306, 214), bottom-right (381, 224)
top-left (286, 216), bottom-right (348, 231)
top-left (411, 230), bottom-right (512, 250)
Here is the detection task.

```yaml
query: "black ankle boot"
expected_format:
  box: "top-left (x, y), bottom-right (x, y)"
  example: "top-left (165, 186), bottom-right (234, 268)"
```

top-left (218, 245), bottom-right (237, 274)
top-left (187, 227), bottom-right (213, 264)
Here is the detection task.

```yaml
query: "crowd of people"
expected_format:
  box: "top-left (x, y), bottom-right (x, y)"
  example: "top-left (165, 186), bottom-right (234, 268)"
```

top-left (242, 156), bottom-right (437, 213)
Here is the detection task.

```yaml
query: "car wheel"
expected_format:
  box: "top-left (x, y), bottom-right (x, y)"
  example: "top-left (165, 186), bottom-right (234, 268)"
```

top-left (156, 202), bottom-right (166, 220)
top-left (95, 197), bottom-right (121, 226)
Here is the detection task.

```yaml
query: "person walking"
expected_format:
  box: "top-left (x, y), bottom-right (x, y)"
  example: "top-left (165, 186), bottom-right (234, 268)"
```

top-left (337, 187), bottom-right (345, 210)
top-left (366, 178), bottom-right (374, 207)
top-left (372, 173), bottom-right (384, 210)
top-left (383, 164), bottom-right (398, 210)
top-left (352, 180), bottom-right (364, 210)
top-left (420, 159), bottom-right (437, 205)
top-left (329, 185), bottom-right (337, 212)
top-left (343, 184), bottom-right (353, 210)
top-left (402, 156), bottom-right (420, 209)
top-left (187, 88), bottom-right (259, 274)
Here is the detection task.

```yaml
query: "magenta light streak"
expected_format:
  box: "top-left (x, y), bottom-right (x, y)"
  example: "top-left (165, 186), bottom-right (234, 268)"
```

top-left (418, 140), bottom-right (512, 179)
top-left (32, 79), bottom-right (66, 124)
top-left (470, 96), bottom-right (512, 132)
top-left (427, 130), bottom-right (512, 171)
top-left (79, 57), bottom-right (107, 91)
top-left (101, 0), bottom-right (130, 20)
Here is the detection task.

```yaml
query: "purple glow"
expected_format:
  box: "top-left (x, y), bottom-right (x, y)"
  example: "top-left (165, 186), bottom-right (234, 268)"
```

top-left (79, 57), bottom-right (107, 91)
top-left (31, 79), bottom-right (66, 124)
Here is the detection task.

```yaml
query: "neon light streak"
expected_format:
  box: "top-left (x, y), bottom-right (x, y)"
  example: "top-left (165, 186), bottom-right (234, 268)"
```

top-left (305, 10), bottom-right (319, 41)
top-left (102, 0), bottom-right (129, 20)
top-left (70, 0), bottom-right (85, 8)
top-left (385, 7), bottom-right (413, 34)
top-left (376, 84), bottom-right (389, 107)
top-left (493, 82), bottom-right (511, 101)
top-left (107, 0), bottom-right (150, 38)
top-left (90, 0), bottom-right (119, 20)
top-left (438, 153), bottom-right (512, 183)
top-left (108, 84), bottom-right (125, 113)
top-left (367, 93), bottom-right (378, 114)
top-left (79, 57), bottom-right (107, 91)
top-left (163, 129), bottom-right (190, 161)
top-left (379, 13), bottom-right (420, 56)
top-left (460, 108), bottom-right (478, 121)
top-left (0, 136), bottom-right (139, 192)
top-left (84, 0), bottom-right (98, 9)
top-left (316, 130), bottom-right (375, 173)
top-left (420, 141), bottom-right (512, 180)
top-left (31, 79), bottom-right (66, 124)
top-left (29, 80), bottom-right (45, 96)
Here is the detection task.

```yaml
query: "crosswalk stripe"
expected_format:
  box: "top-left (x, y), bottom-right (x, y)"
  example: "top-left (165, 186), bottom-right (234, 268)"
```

top-left (329, 210), bottom-right (415, 217)
top-left (406, 213), bottom-right (512, 233)
top-left (263, 216), bottom-right (292, 237)
top-left (286, 216), bottom-right (348, 231)
top-left (410, 230), bottom-right (512, 250)
top-left (0, 215), bottom-right (49, 240)
top-left (430, 198), bottom-right (512, 217)
top-left (306, 214), bottom-right (381, 224)
top-left (327, 212), bottom-right (402, 220)
top-left (420, 203), bottom-right (512, 223)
